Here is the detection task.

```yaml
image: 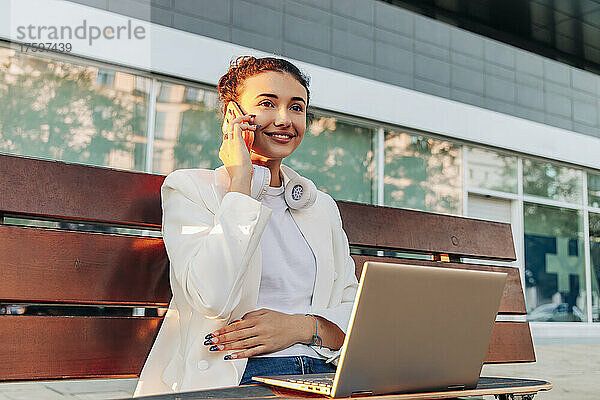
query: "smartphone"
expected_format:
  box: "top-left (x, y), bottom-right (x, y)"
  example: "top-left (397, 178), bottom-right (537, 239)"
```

top-left (227, 101), bottom-right (254, 153)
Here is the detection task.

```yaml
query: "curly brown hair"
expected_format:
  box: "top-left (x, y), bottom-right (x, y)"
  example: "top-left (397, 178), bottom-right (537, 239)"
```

top-left (216, 55), bottom-right (312, 122)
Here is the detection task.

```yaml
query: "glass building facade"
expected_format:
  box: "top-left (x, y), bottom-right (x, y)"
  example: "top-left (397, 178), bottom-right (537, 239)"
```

top-left (2, 41), bottom-right (600, 325)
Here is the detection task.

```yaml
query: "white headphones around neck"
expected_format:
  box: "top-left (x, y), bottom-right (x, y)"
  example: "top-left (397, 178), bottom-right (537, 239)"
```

top-left (251, 164), bottom-right (317, 210)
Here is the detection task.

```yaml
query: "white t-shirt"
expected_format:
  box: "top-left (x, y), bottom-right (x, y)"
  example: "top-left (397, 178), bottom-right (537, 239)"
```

top-left (254, 182), bottom-right (321, 358)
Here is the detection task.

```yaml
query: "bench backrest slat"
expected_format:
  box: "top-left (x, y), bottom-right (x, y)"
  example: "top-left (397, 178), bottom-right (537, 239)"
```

top-left (487, 322), bottom-right (535, 363)
top-left (350, 255), bottom-right (526, 315)
top-left (0, 316), bottom-right (160, 380)
top-left (0, 225), bottom-right (170, 306)
top-left (338, 201), bottom-right (516, 261)
top-left (0, 154), bottom-right (163, 227)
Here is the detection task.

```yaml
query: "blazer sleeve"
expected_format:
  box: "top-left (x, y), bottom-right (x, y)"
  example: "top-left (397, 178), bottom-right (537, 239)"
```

top-left (309, 195), bottom-right (359, 364)
top-left (161, 170), bottom-right (272, 320)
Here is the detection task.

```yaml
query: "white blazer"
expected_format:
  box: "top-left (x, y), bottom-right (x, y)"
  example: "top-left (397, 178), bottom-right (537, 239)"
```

top-left (133, 164), bottom-right (359, 397)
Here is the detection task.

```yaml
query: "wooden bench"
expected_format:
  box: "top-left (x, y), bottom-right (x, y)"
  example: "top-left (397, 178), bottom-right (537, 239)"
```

top-left (0, 153), bottom-right (550, 399)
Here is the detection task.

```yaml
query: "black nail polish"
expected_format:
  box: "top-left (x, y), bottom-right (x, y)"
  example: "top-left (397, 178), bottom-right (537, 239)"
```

top-left (224, 355), bottom-right (232, 360)
top-left (203, 339), bottom-right (212, 346)
top-left (209, 345), bottom-right (219, 351)
top-left (205, 333), bottom-right (213, 340)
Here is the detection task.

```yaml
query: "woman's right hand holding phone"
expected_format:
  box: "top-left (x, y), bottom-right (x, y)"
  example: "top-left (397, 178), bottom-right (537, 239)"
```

top-left (219, 102), bottom-right (259, 196)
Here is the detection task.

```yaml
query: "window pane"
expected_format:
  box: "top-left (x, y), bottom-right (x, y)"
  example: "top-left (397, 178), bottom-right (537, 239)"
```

top-left (152, 81), bottom-right (222, 174)
top-left (588, 172), bottom-right (600, 208)
top-left (384, 130), bottom-right (461, 214)
top-left (466, 147), bottom-right (517, 193)
top-left (523, 159), bottom-right (582, 204)
top-left (590, 213), bottom-right (600, 322)
top-left (287, 116), bottom-right (375, 204)
top-left (524, 203), bottom-right (587, 322)
top-left (0, 46), bottom-right (150, 171)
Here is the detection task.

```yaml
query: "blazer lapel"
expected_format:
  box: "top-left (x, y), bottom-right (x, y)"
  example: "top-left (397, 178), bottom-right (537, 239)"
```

top-left (281, 165), bottom-right (334, 311)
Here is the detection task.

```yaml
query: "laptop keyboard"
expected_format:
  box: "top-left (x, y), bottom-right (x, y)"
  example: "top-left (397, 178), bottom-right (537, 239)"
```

top-left (282, 373), bottom-right (335, 387)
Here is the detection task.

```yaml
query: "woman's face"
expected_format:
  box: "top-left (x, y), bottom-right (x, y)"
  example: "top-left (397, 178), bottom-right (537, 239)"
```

top-left (237, 71), bottom-right (308, 163)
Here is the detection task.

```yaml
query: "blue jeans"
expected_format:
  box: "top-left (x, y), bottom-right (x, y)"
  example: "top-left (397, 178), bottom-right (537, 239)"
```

top-left (239, 356), bottom-right (337, 385)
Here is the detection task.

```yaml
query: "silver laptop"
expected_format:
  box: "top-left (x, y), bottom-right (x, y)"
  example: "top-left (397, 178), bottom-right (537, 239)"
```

top-left (253, 261), bottom-right (507, 397)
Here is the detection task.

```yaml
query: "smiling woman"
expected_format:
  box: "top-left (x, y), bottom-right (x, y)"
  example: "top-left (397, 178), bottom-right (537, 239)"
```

top-left (218, 65), bottom-right (309, 188)
top-left (133, 56), bottom-right (359, 397)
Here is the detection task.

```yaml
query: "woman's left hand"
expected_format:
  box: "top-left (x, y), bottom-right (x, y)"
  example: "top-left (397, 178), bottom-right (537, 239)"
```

top-left (204, 308), bottom-right (312, 359)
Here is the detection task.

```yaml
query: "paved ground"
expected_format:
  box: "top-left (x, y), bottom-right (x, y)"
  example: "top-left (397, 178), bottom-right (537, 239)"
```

top-left (0, 344), bottom-right (598, 399)
top-left (0, 378), bottom-right (137, 400)
top-left (481, 344), bottom-right (600, 400)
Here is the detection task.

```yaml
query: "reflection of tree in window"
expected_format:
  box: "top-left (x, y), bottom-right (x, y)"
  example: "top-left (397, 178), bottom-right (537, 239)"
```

top-left (184, 87), bottom-right (202, 103)
top-left (588, 173), bottom-right (600, 208)
top-left (466, 147), bottom-right (517, 193)
top-left (0, 52), bottom-right (146, 170)
top-left (383, 131), bottom-right (461, 214)
top-left (170, 93), bottom-right (222, 173)
top-left (523, 159), bottom-right (582, 204)
top-left (286, 116), bottom-right (375, 204)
